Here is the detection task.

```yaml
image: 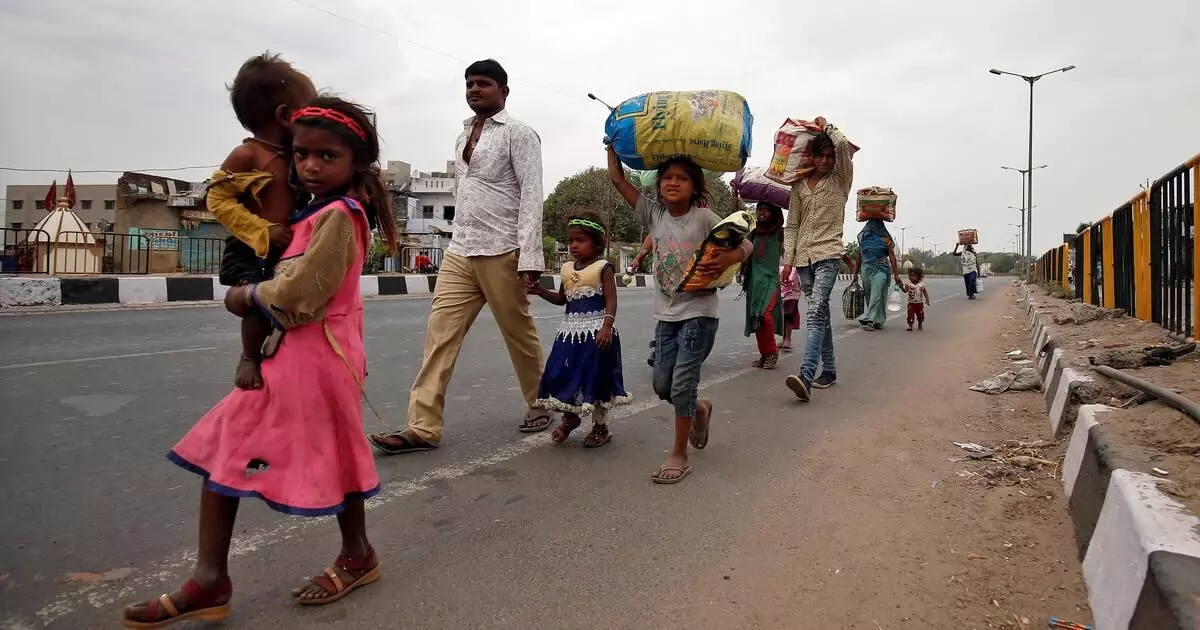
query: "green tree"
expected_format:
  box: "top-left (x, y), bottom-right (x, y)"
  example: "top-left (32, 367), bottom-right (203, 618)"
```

top-left (542, 235), bottom-right (558, 271)
top-left (983, 251), bottom-right (1017, 274)
top-left (543, 167), bottom-right (638, 245)
top-left (842, 241), bottom-right (860, 273)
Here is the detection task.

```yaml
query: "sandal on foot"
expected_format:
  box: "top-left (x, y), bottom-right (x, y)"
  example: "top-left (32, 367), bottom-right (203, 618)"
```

top-left (518, 410), bottom-right (553, 433)
top-left (294, 548), bottom-right (381, 606)
top-left (651, 464), bottom-right (694, 484)
top-left (751, 355), bottom-right (765, 368)
top-left (761, 352), bottom-right (779, 370)
top-left (689, 400), bottom-right (712, 450)
top-left (551, 416), bottom-right (582, 444)
top-left (367, 430), bottom-right (437, 455)
top-left (121, 577), bottom-right (232, 629)
top-left (583, 424), bottom-right (611, 448)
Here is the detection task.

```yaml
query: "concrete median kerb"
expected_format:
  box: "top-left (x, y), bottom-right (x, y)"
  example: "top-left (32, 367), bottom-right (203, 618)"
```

top-left (0, 274), bottom-right (658, 310)
top-left (1017, 283), bottom-right (1200, 630)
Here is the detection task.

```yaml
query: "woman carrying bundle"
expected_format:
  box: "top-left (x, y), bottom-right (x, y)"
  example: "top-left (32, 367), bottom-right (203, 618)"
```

top-left (739, 195), bottom-right (785, 368)
top-left (854, 218), bottom-right (902, 330)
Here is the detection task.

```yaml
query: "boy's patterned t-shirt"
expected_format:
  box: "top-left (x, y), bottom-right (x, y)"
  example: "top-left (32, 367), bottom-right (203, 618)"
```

top-left (634, 195), bottom-right (721, 322)
top-left (903, 281), bottom-right (926, 304)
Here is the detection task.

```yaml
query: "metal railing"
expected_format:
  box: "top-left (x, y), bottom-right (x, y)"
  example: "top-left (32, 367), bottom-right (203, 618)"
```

top-left (384, 245), bottom-right (444, 274)
top-left (1034, 152), bottom-right (1199, 338)
top-left (178, 237), bottom-right (226, 274)
top-left (1, 228), bottom-right (52, 274)
top-left (3, 228), bottom-right (449, 276)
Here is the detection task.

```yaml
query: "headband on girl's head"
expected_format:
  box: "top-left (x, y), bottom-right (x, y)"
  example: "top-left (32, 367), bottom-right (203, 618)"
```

top-left (568, 218), bottom-right (605, 235)
top-left (290, 106), bottom-right (367, 142)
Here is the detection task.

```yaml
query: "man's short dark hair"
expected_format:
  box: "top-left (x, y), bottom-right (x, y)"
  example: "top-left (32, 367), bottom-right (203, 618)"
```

top-left (465, 59), bottom-right (508, 88)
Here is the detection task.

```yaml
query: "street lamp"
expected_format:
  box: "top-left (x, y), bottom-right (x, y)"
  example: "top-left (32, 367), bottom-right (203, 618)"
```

top-left (897, 225), bottom-right (910, 258)
top-left (1001, 164), bottom-right (1047, 262)
top-left (991, 65), bottom-right (1075, 260)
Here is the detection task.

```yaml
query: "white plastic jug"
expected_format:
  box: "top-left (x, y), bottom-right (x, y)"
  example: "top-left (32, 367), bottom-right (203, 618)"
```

top-left (887, 285), bottom-right (903, 313)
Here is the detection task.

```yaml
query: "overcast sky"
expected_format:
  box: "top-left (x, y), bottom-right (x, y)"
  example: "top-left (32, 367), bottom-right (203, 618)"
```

top-left (2, 0), bottom-right (1197, 254)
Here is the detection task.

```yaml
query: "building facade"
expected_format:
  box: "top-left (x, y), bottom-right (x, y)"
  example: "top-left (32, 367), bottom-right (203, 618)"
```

top-left (6, 184), bottom-right (118, 231)
top-left (406, 160), bottom-right (456, 234)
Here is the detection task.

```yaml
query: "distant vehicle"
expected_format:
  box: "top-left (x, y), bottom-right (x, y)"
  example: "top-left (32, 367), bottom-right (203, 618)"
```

top-left (980, 262), bottom-right (993, 277)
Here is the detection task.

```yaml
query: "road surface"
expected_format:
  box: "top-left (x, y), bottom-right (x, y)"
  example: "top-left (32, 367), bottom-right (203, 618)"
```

top-left (0, 276), bottom-right (1083, 629)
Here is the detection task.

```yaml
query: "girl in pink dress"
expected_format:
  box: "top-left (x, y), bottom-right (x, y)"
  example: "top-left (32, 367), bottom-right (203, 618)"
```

top-left (122, 96), bottom-right (399, 628)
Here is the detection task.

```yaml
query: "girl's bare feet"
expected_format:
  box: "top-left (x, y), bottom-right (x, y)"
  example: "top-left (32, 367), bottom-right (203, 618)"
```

top-left (234, 356), bottom-right (263, 390)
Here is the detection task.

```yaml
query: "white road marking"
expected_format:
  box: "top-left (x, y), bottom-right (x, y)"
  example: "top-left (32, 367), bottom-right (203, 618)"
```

top-left (0, 347), bottom-right (217, 371)
top-left (30, 289), bottom-right (968, 625)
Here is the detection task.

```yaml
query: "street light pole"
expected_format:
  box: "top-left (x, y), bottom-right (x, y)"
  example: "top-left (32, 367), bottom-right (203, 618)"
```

top-left (991, 65), bottom-right (1075, 264)
top-left (1002, 164), bottom-right (1046, 266)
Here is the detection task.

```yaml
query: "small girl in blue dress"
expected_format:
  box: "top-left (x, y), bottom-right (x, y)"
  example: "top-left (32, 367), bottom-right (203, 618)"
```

top-left (526, 212), bottom-right (631, 447)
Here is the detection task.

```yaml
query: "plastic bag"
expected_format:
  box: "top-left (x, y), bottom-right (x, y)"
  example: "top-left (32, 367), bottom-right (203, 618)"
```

top-left (605, 90), bottom-right (753, 173)
top-left (842, 279), bottom-right (865, 320)
top-left (732, 166), bottom-right (790, 209)
top-left (677, 210), bottom-right (757, 291)
top-left (765, 118), bottom-right (859, 184)
top-left (887, 285), bottom-right (903, 313)
top-left (970, 368), bottom-right (1043, 394)
top-left (977, 276), bottom-right (985, 293)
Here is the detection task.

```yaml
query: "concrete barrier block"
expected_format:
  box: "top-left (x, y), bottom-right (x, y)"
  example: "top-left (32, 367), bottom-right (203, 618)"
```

top-left (118, 277), bottom-right (168, 304)
top-left (1083, 470), bottom-right (1200, 629)
top-left (403, 275), bottom-right (431, 295)
top-left (61, 278), bottom-right (119, 304)
top-left (1043, 348), bottom-right (1065, 401)
top-left (211, 277), bottom-right (229, 302)
top-left (359, 275), bottom-right (379, 297)
top-left (1048, 367), bottom-right (1091, 437)
top-left (0, 277), bottom-right (62, 307)
top-left (1063, 405), bottom-right (1117, 559)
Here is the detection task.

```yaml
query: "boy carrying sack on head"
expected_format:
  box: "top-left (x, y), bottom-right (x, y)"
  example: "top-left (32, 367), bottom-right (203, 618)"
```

top-left (206, 52), bottom-right (316, 390)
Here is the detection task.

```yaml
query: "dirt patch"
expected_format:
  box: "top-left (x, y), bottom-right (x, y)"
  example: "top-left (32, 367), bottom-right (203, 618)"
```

top-left (721, 284), bottom-right (1092, 629)
top-left (1101, 401), bottom-right (1200, 517)
top-left (1028, 286), bottom-right (1200, 518)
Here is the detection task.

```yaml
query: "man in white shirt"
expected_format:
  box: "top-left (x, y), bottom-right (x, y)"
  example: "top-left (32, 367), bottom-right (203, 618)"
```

top-left (370, 59), bottom-right (549, 454)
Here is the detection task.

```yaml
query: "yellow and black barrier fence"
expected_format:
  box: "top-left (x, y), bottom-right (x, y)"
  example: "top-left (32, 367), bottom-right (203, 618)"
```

top-left (1034, 152), bottom-right (1199, 338)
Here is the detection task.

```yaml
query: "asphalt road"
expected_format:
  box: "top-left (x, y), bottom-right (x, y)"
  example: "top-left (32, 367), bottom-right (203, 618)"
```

top-left (0, 275), bottom-right (977, 629)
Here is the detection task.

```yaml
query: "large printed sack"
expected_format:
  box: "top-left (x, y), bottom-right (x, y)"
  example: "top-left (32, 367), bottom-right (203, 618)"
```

top-left (633, 168), bottom-right (721, 190)
top-left (605, 90), bottom-right (753, 173)
top-left (677, 210), bottom-right (757, 292)
top-left (842, 279), bottom-right (865, 320)
top-left (856, 186), bottom-right (897, 222)
top-left (958, 228), bottom-right (979, 245)
top-left (732, 166), bottom-right (790, 209)
top-left (765, 119), bottom-right (860, 185)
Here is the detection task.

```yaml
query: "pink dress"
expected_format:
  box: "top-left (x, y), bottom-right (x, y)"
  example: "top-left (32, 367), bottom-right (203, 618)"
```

top-left (169, 197), bottom-right (379, 516)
